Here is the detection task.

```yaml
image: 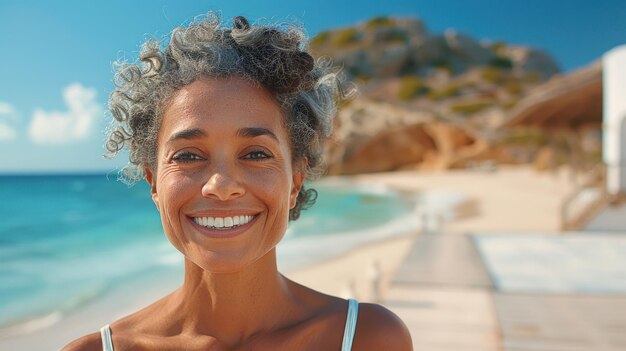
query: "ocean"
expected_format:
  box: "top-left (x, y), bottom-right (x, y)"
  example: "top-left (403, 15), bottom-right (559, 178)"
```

top-left (0, 174), bottom-right (416, 336)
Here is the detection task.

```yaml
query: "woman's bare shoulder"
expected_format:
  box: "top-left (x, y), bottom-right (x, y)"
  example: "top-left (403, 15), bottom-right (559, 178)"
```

top-left (354, 302), bottom-right (413, 351)
top-left (61, 332), bottom-right (101, 351)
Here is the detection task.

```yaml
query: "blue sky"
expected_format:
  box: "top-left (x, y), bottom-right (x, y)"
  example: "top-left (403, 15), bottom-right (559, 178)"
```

top-left (0, 0), bottom-right (624, 173)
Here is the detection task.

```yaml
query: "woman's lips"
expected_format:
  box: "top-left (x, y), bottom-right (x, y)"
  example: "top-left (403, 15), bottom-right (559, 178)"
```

top-left (187, 214), bottom-right (259, 239)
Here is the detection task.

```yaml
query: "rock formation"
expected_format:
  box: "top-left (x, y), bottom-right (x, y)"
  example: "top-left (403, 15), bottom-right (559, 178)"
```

top-left (311, 16), bottom-right (597, 175)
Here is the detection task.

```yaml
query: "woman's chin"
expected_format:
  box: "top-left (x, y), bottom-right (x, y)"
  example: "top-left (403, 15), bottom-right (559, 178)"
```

top-left (184, 245), bottom-right (279, 275)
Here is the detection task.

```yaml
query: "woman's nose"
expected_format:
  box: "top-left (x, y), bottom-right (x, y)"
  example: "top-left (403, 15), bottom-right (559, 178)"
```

top-left (201, 163), bottom-right (245, 201)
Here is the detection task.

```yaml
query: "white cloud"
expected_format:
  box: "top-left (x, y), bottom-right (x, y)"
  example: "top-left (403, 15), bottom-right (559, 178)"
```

top-left (0, 123), bottom-right (17, 141)
top-left (0, 101), bottom-right (18, 141)
top-left (0, 102), bottom-right (17, 116)
top-left (28, 83), bottom-right (102, 144)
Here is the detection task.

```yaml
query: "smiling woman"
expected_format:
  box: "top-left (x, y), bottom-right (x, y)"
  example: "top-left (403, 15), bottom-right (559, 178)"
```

top-left (63, 13), bottom-right (412, 351)
top-left (149, 77), bottom-right (301, 274)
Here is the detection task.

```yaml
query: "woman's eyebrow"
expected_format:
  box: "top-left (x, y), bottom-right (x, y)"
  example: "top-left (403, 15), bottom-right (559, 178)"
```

top-left (236, 127), bottom-right (278, 141)
top-left (167, 128), bottom-right (207, 144)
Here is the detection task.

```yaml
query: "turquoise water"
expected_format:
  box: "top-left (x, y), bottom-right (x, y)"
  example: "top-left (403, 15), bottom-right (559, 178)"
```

top-left (0, 174), bottom-right (411, 332)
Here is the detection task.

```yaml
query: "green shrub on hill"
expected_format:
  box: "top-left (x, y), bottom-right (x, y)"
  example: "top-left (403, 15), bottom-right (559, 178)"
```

top-left (488, 56), bottom-right (514, 70)
top-left (500, 99), bottom-right (519, 110)
top-left (431, 58), bottom-right (448, 66)
top-left (502, 128), bottom-right (550, 147)
top-left (505, 79), bottom-right (524, 95)
top-left (427, 84), bottom-right (462, 100)
top-left (380, 29), bottom-right (408, 44)
top-left (398, 75), bottom-right (429, 101)
top-left (481, 67), bottom-right (505, 84)
top-left (365, 16), bottom-right (394, 29)
top-left (354, 74), bottom-right (372, 83)
top-left (310, 31), bottom-right (330, 47)
top-left (431, 57), bottom-right (452, 72)
top-left (490, 41), bottom-right (506, 54)
top-left (332, 28), bottom-right (360, 47)
top-left (346, 65), bottom-right (371, 80)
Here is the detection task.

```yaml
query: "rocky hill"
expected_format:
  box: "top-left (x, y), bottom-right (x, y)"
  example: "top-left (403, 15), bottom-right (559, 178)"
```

top-left (308, 16), bottom-right (587, 174)
top-left (310, 17), bottom-right (559, 81)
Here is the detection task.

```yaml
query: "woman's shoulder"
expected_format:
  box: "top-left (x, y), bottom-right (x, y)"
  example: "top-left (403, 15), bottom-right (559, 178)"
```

top-left (354, 302), bottom-right (413, 351)
top-left (61, 331), bottom-right (102, 351)
top-left (60, 305), bottom-right (155, 351)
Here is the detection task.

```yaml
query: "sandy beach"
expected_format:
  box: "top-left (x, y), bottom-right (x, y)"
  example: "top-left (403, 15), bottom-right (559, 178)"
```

top-left (289, 165), bottom-right (579, 295)
top-left (0, 165), bottom-right (579, 350)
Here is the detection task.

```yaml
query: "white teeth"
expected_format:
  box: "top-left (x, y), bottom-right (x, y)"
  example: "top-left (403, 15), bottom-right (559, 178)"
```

top-left (194, 215), bottom-right (254, 229)
top-left (224, 217), bottom-right (233, 227)
top-left (215, 218), bottom-right (224, 228)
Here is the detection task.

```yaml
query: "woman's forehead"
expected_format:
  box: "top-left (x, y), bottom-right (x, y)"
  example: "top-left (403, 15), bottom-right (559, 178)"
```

top-left (160, 77), bottom-right (287, 138)
top-left (170, 77), bottom-right (279, 113)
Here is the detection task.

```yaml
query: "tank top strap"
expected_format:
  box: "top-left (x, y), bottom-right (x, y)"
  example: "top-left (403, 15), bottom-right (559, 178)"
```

top-left (99, 302), bottom-right (359, 351)
top-left (341, 299), bottom-right (359, 351)
top-left (100, 324), bottom-right (115, 351)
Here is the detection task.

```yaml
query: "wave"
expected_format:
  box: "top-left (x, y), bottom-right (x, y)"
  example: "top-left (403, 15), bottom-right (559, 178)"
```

top-left (278, 196), bottom-right (421, 273)
top-left (0, 280), bottom-right (111, 339)
top-left (0, 311), bottom-right (64, 339)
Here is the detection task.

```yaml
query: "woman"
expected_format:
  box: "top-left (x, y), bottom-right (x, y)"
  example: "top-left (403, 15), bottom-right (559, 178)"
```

top-left (64, 14), bottom-right (412, 351)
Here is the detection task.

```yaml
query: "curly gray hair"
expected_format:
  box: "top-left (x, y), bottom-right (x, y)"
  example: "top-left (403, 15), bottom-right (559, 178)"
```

top-left (105, 14), bottom-right (350, 220)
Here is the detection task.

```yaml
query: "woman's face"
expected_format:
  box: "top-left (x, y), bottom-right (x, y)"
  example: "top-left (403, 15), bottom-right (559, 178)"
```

top-left (145, 76), bottom-right (304, 273)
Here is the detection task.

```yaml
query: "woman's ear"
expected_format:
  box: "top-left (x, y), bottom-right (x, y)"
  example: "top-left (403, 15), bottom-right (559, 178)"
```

top-left (290, 158), bottom-right (307, 209)
top-left (144, 165), bottom-right (160, 211)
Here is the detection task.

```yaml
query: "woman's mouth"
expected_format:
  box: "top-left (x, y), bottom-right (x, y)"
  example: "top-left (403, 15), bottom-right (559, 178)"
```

top-left (188, 213), bottom-right (259, 239)
top-left (192, 215), bottom-right (255, 230)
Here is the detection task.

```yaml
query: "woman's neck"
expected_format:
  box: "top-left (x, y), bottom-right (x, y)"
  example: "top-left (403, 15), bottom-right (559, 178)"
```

top-left (165, 248), bottom-right (300, 346)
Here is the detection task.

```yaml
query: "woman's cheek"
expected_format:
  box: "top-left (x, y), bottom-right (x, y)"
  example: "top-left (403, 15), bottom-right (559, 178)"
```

top-left (158, 172), bottom-right (195, 248)
top-left (246, 169), bottom-right (291, 202)
top-left (248, 161), bottom-right (291, 186)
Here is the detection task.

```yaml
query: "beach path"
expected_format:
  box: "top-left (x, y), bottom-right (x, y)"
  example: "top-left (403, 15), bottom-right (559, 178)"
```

top-left (385, 232), bottom-right (502, 351)
top-left (386, 230), bottom-right (626, 351)
top-left (493, 293), bottom-right (626, 351)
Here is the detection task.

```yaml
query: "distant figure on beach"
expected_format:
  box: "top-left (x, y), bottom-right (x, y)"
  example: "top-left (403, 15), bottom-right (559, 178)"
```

top-left (63, 13), bottom-right (412, 351)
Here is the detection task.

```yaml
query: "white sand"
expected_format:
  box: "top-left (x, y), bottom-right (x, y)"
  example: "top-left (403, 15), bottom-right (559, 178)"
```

top-left (0, 166), bottom-right (578, 350)
top-left (285, 234), bottom-right (417, 302)
top-left (351, 166), bottom-right (578, 233)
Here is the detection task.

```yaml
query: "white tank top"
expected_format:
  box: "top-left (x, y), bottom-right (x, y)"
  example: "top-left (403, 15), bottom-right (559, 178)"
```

top-left (100, 299), bottom-right (359, 351)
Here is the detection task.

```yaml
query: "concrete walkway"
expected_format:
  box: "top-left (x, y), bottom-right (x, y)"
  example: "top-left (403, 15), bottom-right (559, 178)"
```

top-left (493, 293), bottom-right (626, 351)
top-left (384, 232), bottom-right (626, 351)
top-left (385, 232), bottom-right (502, 351)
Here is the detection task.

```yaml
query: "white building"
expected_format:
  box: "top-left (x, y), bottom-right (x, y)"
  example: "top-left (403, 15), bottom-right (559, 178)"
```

top-left (603, 45), bottom-right (626, 196)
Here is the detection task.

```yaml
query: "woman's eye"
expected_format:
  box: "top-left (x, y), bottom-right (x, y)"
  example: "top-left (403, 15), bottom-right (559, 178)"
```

top-left (243, 150), bottom-right (271, 160)
top-left (172, 151), bottom-right (202, 162)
